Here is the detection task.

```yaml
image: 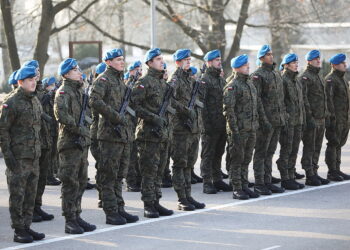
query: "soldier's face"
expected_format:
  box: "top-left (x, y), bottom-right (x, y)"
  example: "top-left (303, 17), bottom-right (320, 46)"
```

top-left (286, 61), bottom-right (298, 72)
top-left (308, 57), bottom-right (321, 68)
top-left (130, 67), bottom-right (142, 76)
top-left (19, 77), bottom-right (37, 92)
top-left (148, 55), bottom-right (164, 71)
top-left (333, 62), bottom-right (347, 72)
top-left (261, 52), bottom-right (273, 65)
top-left (178, 57), bottom-right (191, 70)
top-left (107, 56), bottom-right (125, 71)
top-left (65, 67), bottom-right (83, 82)
top-left (208, 57), bottom-right (222, 69)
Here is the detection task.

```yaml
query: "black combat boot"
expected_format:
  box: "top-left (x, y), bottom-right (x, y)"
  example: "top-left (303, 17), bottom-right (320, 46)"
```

top-left (248, 182), bottom-right (255, 188)
top-left (177, 198), bottom-right (195, 211)
top-left (76, 215), bottom-right (96, 231)
top-left (213, 180), bottom-right (233, 192)
top-left (191, 176), bottom-right (197, 184)
top-left (118, 206), bottom-right (139, 223)
top-left (336, 170), bottom-right (350, 180)
top-left (105, 211), bottom-right (127, 225)
top-left (98, 200), bottom-right (103, 208)
top-left (154, 200), bottom-right (174, 216)
top-left (305, 174), bottom-right (321, 186)
top-left (65, 219), bottom-right (84, 234)
top-left (327, 171), bottom-right (344, 182)
top-left (271, 176), bottom-right (281, 184)
top-left (281, 179), bottom-right (299, 190)
top-left (292, 179), bottom-right (305, 189)
top-left (203, 181), bottom-right (217, 194)
top-left (221, 170), bottom-right (229, 179)
top-left (34, 206), bottom-right (54, 221)
top-left (254, 184), bottom-right (272, 195)
top-left (243, 186), bottom-right (260, 198)
top-left (126, 183), bottom-right (141, 192)
top-left (46, 176), bottom-right (61, 186)
top-left (143, 201), bottom-right (159, 218)
top-left (191, 169), bottom-right (203, 183)
top-left (32, 210), bottom-right (42, 223)
top-left (233, 190), bottom-right (249, 200)
top-left (25, 227), bottom-right (45, 240)
top-left (85, 179), bottom-right (96, 190)
top-left (14, 228), bottom-right (33, 243)
top-left (187, 197), bottom-right (206, 209)
top-left (316, 174), bottom-right (330, 184)
top-left (295, 172), bottom-right (305, 179)
top-left (266, 183), bottom-right (285, 193)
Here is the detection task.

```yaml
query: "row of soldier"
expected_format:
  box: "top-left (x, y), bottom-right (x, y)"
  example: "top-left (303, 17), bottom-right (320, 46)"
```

top-left (0, 44), bottom-right (349, 244)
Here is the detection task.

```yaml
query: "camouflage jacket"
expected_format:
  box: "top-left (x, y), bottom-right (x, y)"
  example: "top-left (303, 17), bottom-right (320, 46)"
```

top-left (200, 66), bottom-right (226, 134)
top-left (131, 67), bottom-right (172, 142)
top-left (282, 69), bottom-right (305, 126)
top-left (54, 78), bottom-right (91, 152)
top-left (36, 83), bottom-right (53, 149)
top-left (299, 64), bottom-right (328, 122)
top-left (171, 67), bottom-right (201, 134)
top-left (223, 73), bottom-right (259, 134)
top-left (325, 69), bottom-right (350, 126)
top-left (0, 87), bottom-right (42, 160)
top-left (90, 108), bottom-right (99, 140)
top-left (251, 62), bottom-right (286, 127)
top-left (89, 66), bottom-right (134, 143)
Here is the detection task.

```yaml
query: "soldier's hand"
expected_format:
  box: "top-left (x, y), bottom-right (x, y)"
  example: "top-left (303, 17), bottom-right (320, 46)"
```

top-left (233, 133), bottom-right (241, 146)
top-left (262, 121), bottom-right (272, 133)
top-left (306, 117), bottom-right (316, 129)
top-left (4, 151), bottom-right (18, 172)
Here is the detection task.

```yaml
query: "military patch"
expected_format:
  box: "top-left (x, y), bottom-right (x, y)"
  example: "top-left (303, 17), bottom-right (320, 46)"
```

top-left (2, 104), bottom-right (8, 108)
top-left (138, 84), bottom-right (145, 89)
top-left (253, 75), bottom-right (259, 80)
top-left (228, 86), bottom-right (233, 90)
top-left (302, 77), bottom-right (308, 80)
top-left (59, 91), bottom-right (65, 94)
top-left (326, 79), bottom-right (332, 82)
top-left (201, 81), bottom-right (206, 84)
top-left (100, 77), bottom-right (107, 81)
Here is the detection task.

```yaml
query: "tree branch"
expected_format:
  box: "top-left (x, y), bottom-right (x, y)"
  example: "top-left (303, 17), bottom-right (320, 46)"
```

top-left (53, 0), bottom-right (76, 15)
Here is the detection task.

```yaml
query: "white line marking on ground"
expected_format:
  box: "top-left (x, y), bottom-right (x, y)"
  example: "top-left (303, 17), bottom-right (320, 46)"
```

top-left (2, 180), bottom-right (350, 250)
top-left (260, 245), bottom-right (281, 250)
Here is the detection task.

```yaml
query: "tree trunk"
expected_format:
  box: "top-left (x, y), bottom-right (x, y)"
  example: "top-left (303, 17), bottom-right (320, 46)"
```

top-left (0, 0), bottom-right (20, 71)
top-left (1, 17), bottom-right (11, 87)
top-left (208, 0), bottom-right (226, 56)
top-left (118, 0), bottom-right (125, 52)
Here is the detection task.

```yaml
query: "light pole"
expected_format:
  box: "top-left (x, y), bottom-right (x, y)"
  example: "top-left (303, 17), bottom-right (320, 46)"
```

top-left (151, 0), bottom-right (157, 48)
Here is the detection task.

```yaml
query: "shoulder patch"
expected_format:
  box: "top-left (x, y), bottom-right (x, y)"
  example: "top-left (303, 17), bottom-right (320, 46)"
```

top-left (100, 77), bottom-right (107, 81)
top-left (2, 103), bottom-right (8, 108)
top-left (253, 75), bottom-right (259, 79)
top-left (59, 91), bottom-right (65, 94)
top-left (326, 79), bottom-right (332, 82)
top-left (138, 84), bottom-right (145, 89)
top-left (227, 86), bottom-right (233, 91)
top-left (302, 77), bottom-right (308, 80)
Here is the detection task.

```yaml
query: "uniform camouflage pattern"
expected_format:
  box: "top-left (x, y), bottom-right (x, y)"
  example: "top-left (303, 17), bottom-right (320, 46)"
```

top-left (0, 87), bottom-right (42, 229)
top-left (325, 69), bottom-right (350, 172)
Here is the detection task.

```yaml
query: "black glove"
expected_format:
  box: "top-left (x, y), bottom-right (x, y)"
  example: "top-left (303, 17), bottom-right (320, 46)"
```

top-left (306, 117), bottom-right (316, 130)
top-left (4, 151), bottom-right (18, 172)
top-left (233, 133), bottom-right (241, 146)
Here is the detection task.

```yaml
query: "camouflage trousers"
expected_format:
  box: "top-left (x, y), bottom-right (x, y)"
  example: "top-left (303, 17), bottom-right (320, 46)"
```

top-left (253, 126), bottom-right (281, 185)
top-left (47, 135), bottom-right (59, 178)
top-left (58, 147), bottom-right (88, 219)
top-left (137, 140), bottom-right (169, 202)
top-left (171, 133), bottom-right (200, 199)
top-left (301, 120), bottom-right (325, 176)
top-left (325, 123), bottom-right (349, 172)
top-left (35, 147), bottom-right (51, 207)
top-left (90, 139), bottom-right (101, 200)
top-left (276, 125), bottom-right (303, 180)
top-left (98, 141), bottom-right (130, 212)
top-left (228, 131), bottom-right (256, 190)
top-left (163, 144), bottom-right (172, 179)
top-left (200, 130), bottom-right (227, 182)
top-left (126, 141), bottom-right (141, 186)
top-left (6, 158), bottom-right (39, 229)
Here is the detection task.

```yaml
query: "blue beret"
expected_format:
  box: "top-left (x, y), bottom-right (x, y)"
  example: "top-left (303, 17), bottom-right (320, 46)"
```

top-left (257, 45), bottom-right (271, 59)
top-left (127, 60), bottom-right (142, 71)
top-left (42, 76), bottom-right (56, 87)
top-left (329, 53), bottom-right (346, 65)
top-left (103, 48), bottom-right (124, 61)
top-left (189, 66), bottom-right (197, 75)
top-left (8, 70), bottom-right (18, 85)
top-left (279, 53), bottom-right (298, 70)
top-left (15, 66), bottom-right (37, 81)
top-left (173, 49), bottom-right (191, 61)
top-left (144, 48), bottom-right (161, 63)
top-left (305, 50), bottom-right (320, 61)
top-left (231, 54), bottom-right (248, 68)
top-left (95, 62), bottom-right (106, 74)
top-left (58, 58), bottom-right (78, 76)
top-left (23, 60), bottom-right (39, 69)
top-left (124, 72), bottom-right (130, 80)
top-left (203, 49), bottom-right (221, 61)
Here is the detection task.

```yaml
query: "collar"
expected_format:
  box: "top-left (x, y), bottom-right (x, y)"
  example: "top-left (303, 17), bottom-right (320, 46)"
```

top-left (106, 65), bottom-right (124, 79)
top-left (306, 64), bottom-right (321, 74)
top-left (261, 62), bottom-right (275, 71)
top-left (234, 72), bottom-right (249, 81)
top-left (206, 66), bottom-right (221, 77)
top-left (147, 67), bottom-right (164, 79)
top-left (17, 86), bottom-right (36, 99)
top-left (63, 78), bottom-right (83, 89)
top-left (284, 69), bottom-right (298, 80)
top-left (332, 69), bottom-right (346, 78)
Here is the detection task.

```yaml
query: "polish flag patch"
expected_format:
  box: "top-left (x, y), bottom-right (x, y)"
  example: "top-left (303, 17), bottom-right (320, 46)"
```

top-left (2, 104), bottom-right (8, 108)
top-left (101, 77), bottom-right (107, 81)
top-left (228, 86), bottom-right (233, 91)
top-left (302, 77), bottom-right (308, 80)
top-left (253, 75), bottom-right (259, 79)
top-left (326, 79), bottom-right (332, 82)
top-left (59, 91), bottom-right (65, 94)
top-left (138, 84), bottom-right (145, 89)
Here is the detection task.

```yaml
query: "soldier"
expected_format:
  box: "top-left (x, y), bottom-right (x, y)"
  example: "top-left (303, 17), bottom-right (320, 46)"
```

top-left (0, 65), bottom-right (45, 243)
top-left (251, 45), bottom-right (286, 195)
top-left (131, 48), bottom-right (174, 218)
top-left (223, 54), bottom-right (260, 200)
top-left (300, 50), bottom-right (330, 186)
top-left (89, 49), bottom-right (139, 225)
top-left (90, 62), bottom-right (106, 208)
top-left (200, 49), bottom-right (232, 194)
top-left (277, 53), bottom-right (305, 190)
top-left (54, 58), bottom-right (96, 234)
top-left (325, 53), bottom-right (350, 181)
top-left (8, 70), bottom-right (19, 90)
top-left (170, 49), bottom-right (205, 211)
top-left (22, 60), bottom-right (55, 223)
top-left (125, 61), bottom-right (143, 192)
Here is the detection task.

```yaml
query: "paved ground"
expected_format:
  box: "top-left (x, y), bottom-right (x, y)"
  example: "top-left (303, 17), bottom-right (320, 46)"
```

top-left (0, 139), bottom-right (349, 250)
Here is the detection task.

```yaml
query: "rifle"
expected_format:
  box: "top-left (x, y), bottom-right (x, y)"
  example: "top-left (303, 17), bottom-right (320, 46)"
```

top-left (114, 70), bottom-right (140, 137)
top-left (74, 72), bottom-right (93, 150)
top-left (151, 72), bottom-right (178, 138)
top-left (184, 63), bottom-right (206, 131)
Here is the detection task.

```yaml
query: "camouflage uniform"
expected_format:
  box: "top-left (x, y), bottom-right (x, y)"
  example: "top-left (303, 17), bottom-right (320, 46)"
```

top-left (54, 79), bottom-right (90, 220)
top-left (251, 62), bottom-right (287, 185)
top-left (223, 73), bottom-right (259, 190)
top-left (0, 87), bottom-right (42, 229)
top-left (131, 67), bottom-right (172, 202)
top-left (126, 117), bottom-right (141, 187)
top-left (277, 69), bottom-right (305, 180)
top-left (89, 108), bottom-right (101, 199)
top-left (325, 69), bottom-right (350, 172)
top-left (300, 64), bottom-right (328, 176)
top-left (89, 66), bottom-right (134, 212)
top-left (199, 66), bottom-right (227, 183)
top-left (170, 68), bottom-right (201, 199)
